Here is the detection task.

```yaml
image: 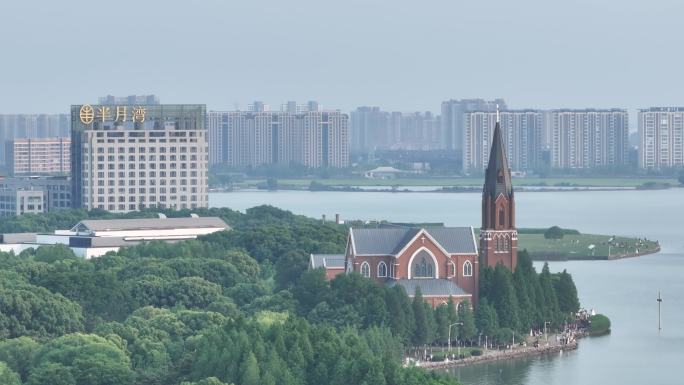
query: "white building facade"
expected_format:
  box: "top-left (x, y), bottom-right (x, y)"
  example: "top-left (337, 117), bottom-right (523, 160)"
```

top-left (638, 107), bottom-right (684, 169)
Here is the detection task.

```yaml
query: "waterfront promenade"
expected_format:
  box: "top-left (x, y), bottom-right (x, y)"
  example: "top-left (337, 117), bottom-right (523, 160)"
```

top-left (418, 338), bottom-right (578, 370)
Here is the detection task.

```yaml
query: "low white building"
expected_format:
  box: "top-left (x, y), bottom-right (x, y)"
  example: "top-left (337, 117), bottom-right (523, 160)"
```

top-left (0, 215), bottom-right (229, 259)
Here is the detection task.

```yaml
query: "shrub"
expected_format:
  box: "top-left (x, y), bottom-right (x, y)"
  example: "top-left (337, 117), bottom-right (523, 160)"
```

top-left (544, 226), bottom-right (565, 239)
top-left (470, 348), bottom-right (483, 356)
top-left (430, 352), bottom-right (446, 362)
top-left (589, 314), bottom-right (611, 335)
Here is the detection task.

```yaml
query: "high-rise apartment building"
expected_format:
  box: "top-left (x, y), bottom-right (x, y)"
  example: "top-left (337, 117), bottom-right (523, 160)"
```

top-left (463, 110), bottom-right (543, 172)
top-left (550, 109), bottom-right (628, 169)
top-left (70, 104), bottom-right (208, 212)
top-left (99, 95), bottom-right (160, 105)
top-left (441, 99), bottom-right (506, 153)
top-left (0, 114), bottom-right (70, 165)
top-left (350, 106), bottom-right (389, 152)
top-left (208, 105), bottom-right (349, 169)
top-left (638, 107), bottom-right (684, 169)
top-left (6, 138), bottom-right (70, 175)
top-left (350, 107), bottom-right (442, 152)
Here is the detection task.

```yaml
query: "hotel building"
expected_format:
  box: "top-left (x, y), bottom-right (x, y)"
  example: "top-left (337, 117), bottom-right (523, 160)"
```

top-left (70, 104), bottom-right (208, 212)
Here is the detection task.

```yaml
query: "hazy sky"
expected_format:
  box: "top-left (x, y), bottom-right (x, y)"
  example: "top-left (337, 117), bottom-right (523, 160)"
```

top-left (1, 0), bottom-right (683, 114)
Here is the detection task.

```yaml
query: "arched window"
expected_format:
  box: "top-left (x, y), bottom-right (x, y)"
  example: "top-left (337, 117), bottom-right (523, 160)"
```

top-left (412, 255), bottom-right (434, 278)
top-left (449, 261), bottom-right (456, 277)
top-left (390, 263), bottom-right (396, 278)
top-left (346, 262), bottom-right (353, 274)
top-left (503, 235), bottom-right (510, 251)
top-left (463, 260), bottom-right (473, 277)
top-left (360, 262), bottom-right (370, 278)
top-left (377, 261), bottom-right (387, 277)
top-left (499, 207), bottom-right (505, 227)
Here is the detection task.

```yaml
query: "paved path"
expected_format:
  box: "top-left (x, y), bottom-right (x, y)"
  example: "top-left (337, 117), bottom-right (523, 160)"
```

top-left (418, 340), bottom-right (578, 370)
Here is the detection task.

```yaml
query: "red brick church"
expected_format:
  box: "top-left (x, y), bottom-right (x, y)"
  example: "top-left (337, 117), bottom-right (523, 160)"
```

top-left (310, 112), bottom-right (517, 307)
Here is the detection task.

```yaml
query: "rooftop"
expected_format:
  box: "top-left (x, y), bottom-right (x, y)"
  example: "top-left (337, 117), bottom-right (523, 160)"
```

top-left (350, 227), bottom-right (477, 256)
top-left (71, 216), bottom-right (229, 233)
top-left (387, 279), bottom-right (469, 297)
top-left (310, 254), bottom-right (345, 269)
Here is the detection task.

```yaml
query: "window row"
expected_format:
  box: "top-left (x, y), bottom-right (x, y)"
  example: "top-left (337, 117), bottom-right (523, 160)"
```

top-left (90, 179), bottom-right (201, 187)
top-left (94, 162), bottom-right (200, 170)
top-left (359, 260), bottom-right (473, 278)
top-left (91, 155), bottom-right (199, 162)
top-left (91, 146), bottom-right (200, 154)
top-left (87, 171), bottom-right (200, 178)
top-left (96, 202), bottom-right (201, 211)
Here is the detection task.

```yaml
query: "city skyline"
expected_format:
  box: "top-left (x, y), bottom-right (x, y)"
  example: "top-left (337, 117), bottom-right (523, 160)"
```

top-left (2, 0), bottom-right (684, 115)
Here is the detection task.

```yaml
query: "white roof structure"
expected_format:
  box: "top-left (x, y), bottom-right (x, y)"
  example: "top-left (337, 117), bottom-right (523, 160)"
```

top-left (69, 217), bottom-right (228, 236)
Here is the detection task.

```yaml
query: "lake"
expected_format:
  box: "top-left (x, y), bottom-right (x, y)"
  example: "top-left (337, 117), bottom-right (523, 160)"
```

top-left (210, 189), bottom-right (684, 385)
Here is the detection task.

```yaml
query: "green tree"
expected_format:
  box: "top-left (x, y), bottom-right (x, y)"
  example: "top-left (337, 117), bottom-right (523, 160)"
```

top-left (34, 244), bottom-right (78, 263)
top-left (475, 298), bottom-right (498, 338)
top-left (457, 301), bottom-right (477, 343)
top-left (293, 268), bottom-right (330, 314)
top-left (165, 277), bottom-right (222, 309)
top-left (385, 286), bottom-right (413, 342)
top-left (239, 352), bottom-right (260, 385)
top-left (544, 226), bottom-right (564, 239)
top-left (554, 269), bottom-right (580, 315)
top-left (0, 362), bottom-right (21, 385)
top-left (513, 266), bottom-right (533, 333)
top-left (539, 263), bottom-right (561, 326)
top-left (490, 264), bottom-right (520, 331)
top-left (446, 297), bottom-right (458, 325)
top-left (28, 363), bottom-right (76, 385)
top-left (434, 305), bottom-right (450, 344)
top-left (0, 336), bottom-right (39, 381)
top-left (274, 251), bottom-right (308, 290)
top-left (0, 283), bottom-right (84, 339)
top-left (29, 333), bottom-right (134, 385)
top-left (411, 287), bottom-right (429, 346)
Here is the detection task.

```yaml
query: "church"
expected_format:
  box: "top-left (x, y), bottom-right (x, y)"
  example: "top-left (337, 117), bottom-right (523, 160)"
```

top-left (310, 112), bottom-right (517, 307)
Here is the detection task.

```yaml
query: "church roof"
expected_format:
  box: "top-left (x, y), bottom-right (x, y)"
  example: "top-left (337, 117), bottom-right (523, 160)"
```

top-left (483, 120), bottom-right (513, 198)
top-left (387, 279), bottom-right (470, 297)
top-left (349, 227), bottom-right (477, 256)
top-left (310, 254), bottom-right (345, 269)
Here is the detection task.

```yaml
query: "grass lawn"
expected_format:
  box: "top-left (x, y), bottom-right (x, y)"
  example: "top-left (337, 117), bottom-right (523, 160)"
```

top-left (518, 233), bottom-right (659, 260)
top-left (240, 177), bottom-right (680, 188)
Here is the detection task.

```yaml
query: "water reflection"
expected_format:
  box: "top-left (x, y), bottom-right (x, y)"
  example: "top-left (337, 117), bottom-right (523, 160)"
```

top-left (447, 355), bottom-right (535, 385)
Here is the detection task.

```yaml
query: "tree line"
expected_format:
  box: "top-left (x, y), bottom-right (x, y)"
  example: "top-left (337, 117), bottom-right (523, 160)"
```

top-left (0, 206), bottom-right (461, 385)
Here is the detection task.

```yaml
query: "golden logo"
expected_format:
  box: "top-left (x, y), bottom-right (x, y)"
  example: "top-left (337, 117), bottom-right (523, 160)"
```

top-left (79, 104), bottom-right (95, 124)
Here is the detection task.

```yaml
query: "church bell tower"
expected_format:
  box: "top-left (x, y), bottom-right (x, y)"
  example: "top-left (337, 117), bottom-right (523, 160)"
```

top-left (480, 106), bottom-right (518, 271)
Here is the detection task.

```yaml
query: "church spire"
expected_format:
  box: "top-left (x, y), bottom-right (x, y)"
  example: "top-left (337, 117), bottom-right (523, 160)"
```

top-left (480, 108), bottom-right (518, 271)
top-left (483, 111), bottom-right (513, 199)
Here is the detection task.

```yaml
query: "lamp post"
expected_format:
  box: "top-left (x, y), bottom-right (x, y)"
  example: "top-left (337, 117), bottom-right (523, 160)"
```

top-left (544, 321), bottom-right (551, 343)
top-left (657, 292), bottom-right (663, 333)
top-left (448, 322), bottom-right (464, 357)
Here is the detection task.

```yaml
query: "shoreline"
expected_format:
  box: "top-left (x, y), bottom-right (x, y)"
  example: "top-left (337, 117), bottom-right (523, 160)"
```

top-left (212, 186), bottom-right (677, 193)
top-left (531, 245), bottom-right (661, 262)
top-left (421, 340), bottom-right (579, 370)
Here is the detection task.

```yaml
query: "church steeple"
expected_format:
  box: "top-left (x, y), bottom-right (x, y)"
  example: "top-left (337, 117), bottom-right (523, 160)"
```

top-left (480, 107), bottom-right (518, 271)
top-left (483, 107), bottom-right (513, 201)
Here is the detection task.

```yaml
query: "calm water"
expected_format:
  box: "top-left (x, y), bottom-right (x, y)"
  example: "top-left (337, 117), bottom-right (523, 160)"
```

top-left (210, 189), bottom-right (684, 385)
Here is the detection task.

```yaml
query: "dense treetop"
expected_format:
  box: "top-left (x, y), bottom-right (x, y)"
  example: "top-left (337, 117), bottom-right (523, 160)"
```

top-left (0, 205), bottom-right (579, 385)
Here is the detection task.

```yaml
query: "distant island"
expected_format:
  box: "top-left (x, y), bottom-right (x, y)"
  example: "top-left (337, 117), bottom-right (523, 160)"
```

top-left (516, 227), bottom-right (660, 261)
